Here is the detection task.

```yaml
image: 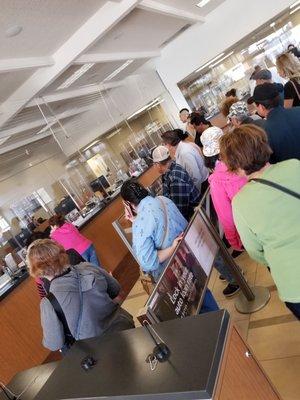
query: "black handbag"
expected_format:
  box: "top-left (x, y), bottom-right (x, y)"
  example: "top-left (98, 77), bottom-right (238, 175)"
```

top-left (47, 292), bottom-right (75, 351)
top-left (251, 178), bottom-right (300, 200)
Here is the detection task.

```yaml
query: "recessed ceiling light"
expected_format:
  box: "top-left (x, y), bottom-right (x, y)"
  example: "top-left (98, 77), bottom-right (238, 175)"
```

top-left (270, 22), bottom-right (275, 28)
top-left (197, 0), bottom-right (211, 8)
top-left (5, 25), bottom-right (23, 37)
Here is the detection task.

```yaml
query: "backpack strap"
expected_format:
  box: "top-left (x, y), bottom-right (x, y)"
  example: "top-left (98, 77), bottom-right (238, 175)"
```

top-left (251, 178), bottom-right (300, 200)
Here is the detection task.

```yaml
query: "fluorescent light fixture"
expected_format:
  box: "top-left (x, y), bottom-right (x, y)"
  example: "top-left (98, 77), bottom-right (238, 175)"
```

top-left (127, 98), bottom-right (163, 120)
top-left (57, 63), bottom-right (95, 90)
top-left (270, 22), bottom-right (275, 28)
top-left (290, 4), bottom-right (300, 14)
top-left (195, 52), bottom-right (225, 73)
top-left (102, 60), bottom-right (133, 82)
top-left (106, 128), bottom-right (122, 139)
top-left (290, 0), bottom-right (300, 8)
top-left (240, 49), bottom-right (247, 55)
top-left (209, 51), bottom-right (234, 68)
top-left (82, 139), bottom-right (100, 152)
top-left (197, 0), bottom-right (211, 7)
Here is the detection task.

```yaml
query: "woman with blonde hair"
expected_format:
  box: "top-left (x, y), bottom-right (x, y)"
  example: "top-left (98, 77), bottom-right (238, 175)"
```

top-left (27, 239), bottom-right (134, 351)
top-left (276, 52), bottom-right (300, 108)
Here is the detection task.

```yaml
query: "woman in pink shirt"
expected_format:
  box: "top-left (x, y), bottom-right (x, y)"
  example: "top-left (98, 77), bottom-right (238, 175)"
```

top-left (49, 214), bottom-right (101, 267)
top-left (201, 126), bottom-right (247, 250)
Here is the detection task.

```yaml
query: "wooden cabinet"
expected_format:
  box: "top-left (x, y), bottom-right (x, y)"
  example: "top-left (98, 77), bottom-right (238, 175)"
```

top-left (215, 326), bottom-right (281, 400)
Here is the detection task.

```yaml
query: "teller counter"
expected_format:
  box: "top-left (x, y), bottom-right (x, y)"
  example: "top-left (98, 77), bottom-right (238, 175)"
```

top-left (0, 166), bottom-right (160, 385)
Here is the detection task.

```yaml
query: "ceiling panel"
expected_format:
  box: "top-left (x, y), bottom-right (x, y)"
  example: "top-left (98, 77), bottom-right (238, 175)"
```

top-left (88, 8), bottom-right (188, 53)
top-left (0, 69), bottom-right (35, 103)
top-left (0, 0), bottom-right (106, 58)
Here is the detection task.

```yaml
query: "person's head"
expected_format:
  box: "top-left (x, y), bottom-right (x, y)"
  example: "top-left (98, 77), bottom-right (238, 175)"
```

top-left (225, 88), bottom-right (237, 98)
top-left (179, 108), bottom-right (190, 123)
top-left (161, 129), bottom-right (188, 156)
top-left (288, 44), bottom-right (295, 51)
top-left (227, 101), bottom-right (251, 127)
top-left (190, 113), bottom-right (211, 133)
top-left (48, 214), bottom-right (65, 228)
top-left (221, 96), bottom-right (238, 117)
top-left (152, 145), bottom-right (172, 174)
top-left (276, 52), bottom-right (300, 79)
top-left (219, 124), bottom-right (272, 177)
top-left (253, 83), bottom-right (280, 118)
top-left (200, 126), bottom-right (224, 169)
top-left (27, 239), bottom-right (70, 279)
top-left (250, 65), bottom-right (262, 80)
top-left (120, 180), bottom-right (149, 208)
top-left (253, 69), bottom-right (272, 85)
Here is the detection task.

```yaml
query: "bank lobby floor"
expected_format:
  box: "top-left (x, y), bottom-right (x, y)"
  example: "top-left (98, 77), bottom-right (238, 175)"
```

top-left (122, 253), bottom-right (300, 400)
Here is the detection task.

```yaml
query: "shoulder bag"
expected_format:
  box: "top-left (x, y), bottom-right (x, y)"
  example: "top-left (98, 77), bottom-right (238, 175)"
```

top-left (290, 79), bottom-right (300, 101)
top-left (251, 178), bottom-right (300, 200)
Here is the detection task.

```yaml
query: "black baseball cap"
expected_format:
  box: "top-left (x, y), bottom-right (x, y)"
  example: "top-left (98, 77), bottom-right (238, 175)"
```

top-left (253, 83), bottom-right (279, 103)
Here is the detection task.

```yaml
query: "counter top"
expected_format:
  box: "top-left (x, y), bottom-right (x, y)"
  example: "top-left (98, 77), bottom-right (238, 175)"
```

top-left (0, 269), bottom-right (29, 301)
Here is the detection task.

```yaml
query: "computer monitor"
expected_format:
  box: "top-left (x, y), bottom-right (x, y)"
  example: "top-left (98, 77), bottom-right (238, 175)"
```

top-left (54, 196), bottom-right (77, 216)
top-left (90, 175), bottom-right (110, 192)
top-left (145, 210), bottom-right (219, 322)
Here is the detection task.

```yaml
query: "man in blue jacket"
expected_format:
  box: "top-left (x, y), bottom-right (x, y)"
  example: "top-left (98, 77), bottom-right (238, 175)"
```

top-left (253, 83), bottom-right (300, 163)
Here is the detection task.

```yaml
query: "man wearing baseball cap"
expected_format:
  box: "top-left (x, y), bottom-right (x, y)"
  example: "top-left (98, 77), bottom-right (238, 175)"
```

top-left (253, 82), bottom-right (300, 163)
top-left (253, 69), bottom-right (284, 105)
top-left (152, 145), bottom-right (201, 221)
top-left (227, 101), bottom-right (265, 129)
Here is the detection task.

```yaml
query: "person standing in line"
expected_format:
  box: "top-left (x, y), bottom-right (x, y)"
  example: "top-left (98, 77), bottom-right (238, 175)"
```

top-left (152, 145), bottom-right (201, 221)
top-left (161, 129), bottom-right (209, 195)
top-left (253, 83), bottom-right (300, 163)
top-left (276, 52), bottom-right (300, 108)
top-left (227, 101), bottom-right (266, 129)
top-left (190, 113), bottom-right (212, 148)
top-left (220, 125), bottom-right (300, 319)
top-left (49, 214), bottom-right (101, 267)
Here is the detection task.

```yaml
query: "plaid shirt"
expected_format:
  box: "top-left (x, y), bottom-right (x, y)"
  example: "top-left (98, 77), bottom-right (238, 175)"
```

top-left (162, 161), bottom-right (201, 220)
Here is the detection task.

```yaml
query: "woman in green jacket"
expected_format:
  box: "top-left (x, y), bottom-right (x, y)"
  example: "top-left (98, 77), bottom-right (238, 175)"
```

top-left (219, 124), bottom-right (300, 319)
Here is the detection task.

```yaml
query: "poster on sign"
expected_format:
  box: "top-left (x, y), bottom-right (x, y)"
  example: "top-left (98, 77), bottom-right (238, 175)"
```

top-left (146, 210), bottom-right (219, 322)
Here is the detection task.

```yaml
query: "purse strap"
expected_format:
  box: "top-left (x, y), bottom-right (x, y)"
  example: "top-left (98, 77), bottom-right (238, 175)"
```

top-left (47, 292), bottom-right (75, 345)
top-left (251, 178), bottom-right (300, 200)
top-left (290, 79), bottom-right (300, 101)
top-left (157, 196), bottom-right (169, 248)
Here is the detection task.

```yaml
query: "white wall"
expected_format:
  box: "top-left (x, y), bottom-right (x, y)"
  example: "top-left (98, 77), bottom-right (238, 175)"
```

top-left (155, 0), bottom-right (293, 108)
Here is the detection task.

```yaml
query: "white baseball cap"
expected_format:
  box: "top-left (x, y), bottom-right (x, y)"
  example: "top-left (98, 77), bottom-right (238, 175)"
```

top-left (200, 126), bottom-right (224, 157)
top-left (152, 145), bottom-right (170, 163)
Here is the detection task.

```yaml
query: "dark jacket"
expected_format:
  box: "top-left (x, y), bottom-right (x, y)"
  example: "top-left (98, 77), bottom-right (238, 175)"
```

top-left (264, 106), bottom-right (300, 163)
top-left (241, 116), bottom-right (266, 129)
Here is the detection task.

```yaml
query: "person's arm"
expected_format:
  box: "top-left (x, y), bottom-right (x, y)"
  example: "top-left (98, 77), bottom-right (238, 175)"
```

top-left (99, 267), bottom-right (121, 299)
top-left (40, 298), bottom-right (65, 351)
top-left (233, 206), bottom-right (267, 265)
top-left (157, 235), bottom-right (183, 263)
top-left (209, 180), bottom-right (243, 250)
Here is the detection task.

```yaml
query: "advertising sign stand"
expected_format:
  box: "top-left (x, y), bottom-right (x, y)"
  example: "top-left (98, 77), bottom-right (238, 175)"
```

top-left (199, 208), bottom-right (270, 314)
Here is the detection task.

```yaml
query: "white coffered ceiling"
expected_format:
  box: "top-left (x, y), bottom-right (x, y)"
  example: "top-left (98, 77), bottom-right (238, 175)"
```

top-left (0, 0), bottom-right (225, 155)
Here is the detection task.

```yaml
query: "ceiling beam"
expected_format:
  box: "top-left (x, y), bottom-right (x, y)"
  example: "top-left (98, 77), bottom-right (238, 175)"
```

top-left (0, 131), bottom-right (51, 155)
top-left (0, 0), bottom-right (140, 128)
top-left (0, 57), bottom-right (54, 74)
top-left (138, 0), bottom-right (206, 23)
top-left (0, 105), bottom-right (94, 139)
top-left (75, 50), bottom-right (161, 64)
top-left (27, 80), bottom-right (125, 107)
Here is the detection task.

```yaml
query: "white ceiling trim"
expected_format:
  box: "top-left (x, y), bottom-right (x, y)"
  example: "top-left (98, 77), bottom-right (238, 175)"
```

top-left (0, 131), bottom-right (51, 155)
top-left (0, 57), bottom-right (54, 74)
top-left (138, 0), bottom-right (206, 22)
top-left (0, 104), bottom-right (95, 139)
top-left (27, 80), bottom-right (125, 106)
top-left (75, 50), bottom-right (161, 64)
top-left (0, 0), bottom-right (140, 129)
